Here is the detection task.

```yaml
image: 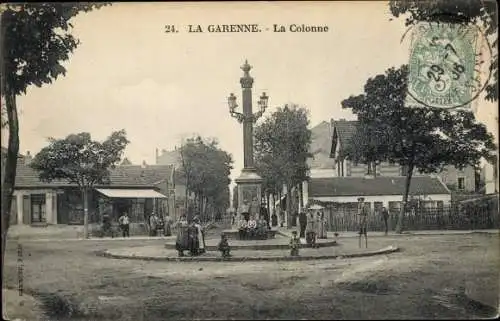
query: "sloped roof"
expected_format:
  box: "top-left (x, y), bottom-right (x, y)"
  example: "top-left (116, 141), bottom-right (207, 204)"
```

top-left (309, 176), bottom-right (450, 197)
top-left (309, 121), bottom-right (332, 154)
top-left (308, 121), bottom-right (337, 169)
top-left (331, 119), bottom-right (358, 153)
top-left (14, 164), bottom-right (173, 188)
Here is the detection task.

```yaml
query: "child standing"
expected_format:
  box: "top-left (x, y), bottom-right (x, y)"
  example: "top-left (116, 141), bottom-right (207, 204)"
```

top-left (218, 234), bottom-right (231, 258)
top-left (289, 231), bottom-right (300, 256)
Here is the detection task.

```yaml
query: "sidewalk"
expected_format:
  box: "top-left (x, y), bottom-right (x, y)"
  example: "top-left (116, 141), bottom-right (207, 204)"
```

top-left (277, 228), bottom-right (499, 239)
top-left (10, 235), bottom-right (177, 242)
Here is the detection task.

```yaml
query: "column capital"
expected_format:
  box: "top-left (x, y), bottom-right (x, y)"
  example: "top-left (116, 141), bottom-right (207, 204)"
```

top-left (240, 59), bottom-right (254, 89)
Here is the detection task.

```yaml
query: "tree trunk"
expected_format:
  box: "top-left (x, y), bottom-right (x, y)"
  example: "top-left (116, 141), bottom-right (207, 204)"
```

top-left (277, 189), bottom-right (282, 221)
top-left (184, 178), bottom-right (189, 212)
top-left (299, 182), bottom-right (304, 212)
top-left (203, 196), bottom-right (208, 220)
top-left (395, 162), bottom-right (414, 234)
top-left (266, 193), bottom-right (270, 218)
top-left (197, 193), bottom-right (202, 219)
top-left (1, 88), bottom-right (20, 283)
top-left (286, 183), bottom-right (292, 228)
top-left (82, 187), bottom-right (89, 238)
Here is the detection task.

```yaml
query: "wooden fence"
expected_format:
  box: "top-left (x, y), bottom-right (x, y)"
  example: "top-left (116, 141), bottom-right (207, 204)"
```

top-left (325, 199), bottom-right (499, 232)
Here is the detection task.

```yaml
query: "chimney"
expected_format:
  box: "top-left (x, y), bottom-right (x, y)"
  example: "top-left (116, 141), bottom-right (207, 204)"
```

top-left (155, 148), bottom-right (159, 164)
top-left (141, 160), bottom-right (147, 168)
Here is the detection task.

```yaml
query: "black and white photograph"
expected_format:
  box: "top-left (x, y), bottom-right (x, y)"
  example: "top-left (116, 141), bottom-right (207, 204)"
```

top-left (1, 1), bottom-right (499, 320)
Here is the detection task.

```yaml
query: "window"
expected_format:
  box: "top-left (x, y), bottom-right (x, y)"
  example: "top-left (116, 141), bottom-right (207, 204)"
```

top-left (457, 177), bottom-right (465, 190)
top-left (31, 194), bottom-right (46, 223)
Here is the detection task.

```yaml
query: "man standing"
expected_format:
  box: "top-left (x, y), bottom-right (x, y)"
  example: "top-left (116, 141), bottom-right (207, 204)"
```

top-left (118, 212), bottom-right (130, 238)
top-left (381, 206), bottom-right (389, 235)
top-left (357, 197), bottom-right (368, 248)
top-left (306, 211), bottom-right (317, 248)
top-left (149, 212), bottom-right (158, 237)
top-left (298, 211), bottom-right (307, 239)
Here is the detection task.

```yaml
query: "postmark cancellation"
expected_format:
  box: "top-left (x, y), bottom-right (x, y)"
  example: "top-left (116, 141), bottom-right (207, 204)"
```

top-left (406, 22), bottom-right (493, 110)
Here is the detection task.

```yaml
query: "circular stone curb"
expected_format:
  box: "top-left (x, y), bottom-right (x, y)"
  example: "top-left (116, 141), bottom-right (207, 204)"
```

top-left (164, 240), bottom-right (338, 251)
top-left (95, 245), bottom-right (400, 262)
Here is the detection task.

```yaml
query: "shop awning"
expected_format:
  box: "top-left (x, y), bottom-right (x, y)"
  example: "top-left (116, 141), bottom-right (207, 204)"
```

top-left (95, 188), bottom-right (167, 199)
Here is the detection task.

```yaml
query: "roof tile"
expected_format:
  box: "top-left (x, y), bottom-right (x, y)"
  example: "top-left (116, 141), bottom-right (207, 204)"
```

top-left (332, 120), bottom-right (358, 150)
top-left (14, 164), bottom-right (173, 188)
top-left (308, 176), bottom-right (450, 197)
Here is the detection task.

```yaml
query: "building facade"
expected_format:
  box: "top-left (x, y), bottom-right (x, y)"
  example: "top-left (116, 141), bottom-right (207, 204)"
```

top-left (10, 163), bottom-right (174, 226)
top-left (330, 119), bottom-right (477, 192)
top-left (302, 176), bottom-right (451, 212)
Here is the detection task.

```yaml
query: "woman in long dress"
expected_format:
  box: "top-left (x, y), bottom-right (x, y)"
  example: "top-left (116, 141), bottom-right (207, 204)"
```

top-left (315, 211), bottom-right (322, 239)
top-left (317, 211), bottom-right (327, 239)
top-left (191, 216), bottom-right (206, 255)
top-left (175, 214), bottom-right (189, 256)
top-left (321, 211), bottom-right (328, 239)
top-left (305, 211), bottom-right (317, 247)
top-left (164, 214), bottom-right (172, 236)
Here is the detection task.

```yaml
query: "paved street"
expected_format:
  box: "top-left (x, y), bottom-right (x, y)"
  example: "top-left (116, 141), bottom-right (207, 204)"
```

top-left (3, 232), bottom-right (499, 320)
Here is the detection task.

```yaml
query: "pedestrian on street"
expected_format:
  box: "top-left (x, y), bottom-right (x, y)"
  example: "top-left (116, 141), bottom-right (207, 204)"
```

top-left (381, 206), bottom-right (389, 235)
top-left (357, 197), bottom-right (368, 248)
top-left (306, 211), bottom-right (317, 247)
top-left (164, 213), bottom-right (173, 236)
top-left (118, 212), bottom-right (130, 238)
top-left (298, 212), bottom-right (307, 238)
top-left (149, 212), bottom-right (158, 237)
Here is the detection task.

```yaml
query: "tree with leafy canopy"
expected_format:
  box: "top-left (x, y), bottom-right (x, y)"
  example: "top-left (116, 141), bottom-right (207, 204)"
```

top-left (30, 130), bottom-right (129, 238)
top-left (389, 0), bottom-right (498, 102)
top-left (0, 2), bottom-right (109, 278)
top-left (255, 150), bottom-right (285, 218)
top-left (341, 65), bottom-right (496, 233)
top-left (179, 136), bottom-right (233, 222)
top-left (342, 121), bottom-right (391, 177)
top-left (254, 105), bottom-right (312, 228)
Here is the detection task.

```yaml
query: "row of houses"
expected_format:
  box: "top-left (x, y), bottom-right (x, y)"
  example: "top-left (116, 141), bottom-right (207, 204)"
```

top-left (2, 147), bottom-right (188, 226)
top-left (272, 119), bottom-right (498, 227)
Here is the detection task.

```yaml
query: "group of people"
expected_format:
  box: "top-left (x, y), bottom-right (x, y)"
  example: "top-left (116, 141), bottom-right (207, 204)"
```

top-left (102, 212), bottom-right (174, 238)
top-left (297, 210), bottom-right (328, 248)
top-left (175, 214), bottom-right (206, 256)
top-left (148, 213), bottom-right (173, 237)
top-left (237, 214), bottom-right (270, 240)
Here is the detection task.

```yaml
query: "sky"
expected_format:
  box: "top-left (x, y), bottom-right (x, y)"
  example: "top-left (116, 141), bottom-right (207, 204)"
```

top-left (2, 1), bottom-right (498, 182)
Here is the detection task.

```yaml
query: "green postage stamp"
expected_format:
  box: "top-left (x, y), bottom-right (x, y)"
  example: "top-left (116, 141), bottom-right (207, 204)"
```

top-left (406, 22), bottom-right (492, 109)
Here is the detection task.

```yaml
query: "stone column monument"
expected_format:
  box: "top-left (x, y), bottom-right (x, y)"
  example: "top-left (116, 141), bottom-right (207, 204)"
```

top-left (228, 60), bottom-right (269, 220)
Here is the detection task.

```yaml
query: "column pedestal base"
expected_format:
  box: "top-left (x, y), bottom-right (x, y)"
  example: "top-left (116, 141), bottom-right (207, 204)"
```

top-left (235, 168), bottom-right (262, 220)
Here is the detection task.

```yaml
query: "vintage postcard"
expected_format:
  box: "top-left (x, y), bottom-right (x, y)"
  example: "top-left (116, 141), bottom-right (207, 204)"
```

top-left (1, 1), bottom-right (498, 320)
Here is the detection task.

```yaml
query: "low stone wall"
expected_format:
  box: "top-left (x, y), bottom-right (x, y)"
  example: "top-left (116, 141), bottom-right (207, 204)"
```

top-left (222, 229), bottom-right (278, 240)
